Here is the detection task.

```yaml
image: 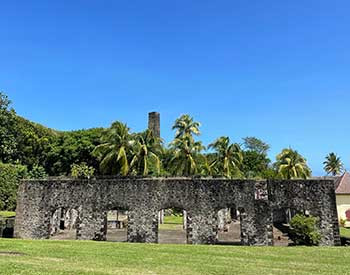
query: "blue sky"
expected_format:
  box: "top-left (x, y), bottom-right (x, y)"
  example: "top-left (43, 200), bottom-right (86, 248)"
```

top-left (1, 1), bottom-right (350, 175)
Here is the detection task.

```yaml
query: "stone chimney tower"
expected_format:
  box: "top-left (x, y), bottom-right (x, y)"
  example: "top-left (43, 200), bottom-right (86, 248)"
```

top-left (148, 112), bottom-right (160, 138)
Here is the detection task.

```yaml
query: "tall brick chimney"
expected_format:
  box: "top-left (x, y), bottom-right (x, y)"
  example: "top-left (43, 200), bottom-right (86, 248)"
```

top-left (148, 112), bottom-right (160, 138)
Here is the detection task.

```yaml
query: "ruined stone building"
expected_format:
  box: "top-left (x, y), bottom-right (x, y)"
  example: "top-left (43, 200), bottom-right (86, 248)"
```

top-left (14, 177), bottom-right (340, 246)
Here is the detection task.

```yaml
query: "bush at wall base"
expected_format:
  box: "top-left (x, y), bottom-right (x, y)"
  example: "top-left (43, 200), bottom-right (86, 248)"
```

top-left (289, 214), bottom-right (321, 246)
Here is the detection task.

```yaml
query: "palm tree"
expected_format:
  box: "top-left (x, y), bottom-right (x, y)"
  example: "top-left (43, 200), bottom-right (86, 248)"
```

top-left (130, 129), bottom-right (163, 176)
top-left (275, 148), bottom-right (311, 179)
top-left (323, 153), bottom-right (344, 176)
top-left (208, 136), bottom-right (243, 178)
top-left (92, 121), bottom-right (132, 175)
top-left (172, 114), bottom-right (200, 139)
top-left (169, 135), bottom-right (205, 176)
top-left (167, 114), bottom-right (205, 176)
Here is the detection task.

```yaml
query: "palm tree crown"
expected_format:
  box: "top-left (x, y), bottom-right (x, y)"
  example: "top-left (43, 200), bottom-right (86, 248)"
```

top-left (275, 148), bottom-right (311, 179)
top-left (169, 114), bottom-right (204, 176)
top-left (92, 121), bottom-right (132, 175)
top-left (323, 152), bottom-right (344, 176)
top-left (208, 136), bottom-right (243, 178)
top-left (172, 114), bottom-right (201, 139)
top-left (130, 129), bottom-right (163, 176)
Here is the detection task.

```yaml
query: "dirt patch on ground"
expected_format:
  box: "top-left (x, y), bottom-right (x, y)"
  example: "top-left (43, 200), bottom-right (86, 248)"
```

top-left (51, 221), bottom-right (290, 246)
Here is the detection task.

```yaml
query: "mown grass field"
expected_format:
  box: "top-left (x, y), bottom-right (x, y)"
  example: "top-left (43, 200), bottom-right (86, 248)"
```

top-left (1, 239), bottom-right (350, 275)
top-left (159, 215), bottom-right (183, 230)
top-left (340, 227), bottom-right (350, 238)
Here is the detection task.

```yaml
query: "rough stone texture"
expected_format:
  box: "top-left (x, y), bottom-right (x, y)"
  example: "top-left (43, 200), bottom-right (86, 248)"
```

top-left (148, 112), bottom-right (160, 138)
top-left (14, 178), bottom-right (340, 246)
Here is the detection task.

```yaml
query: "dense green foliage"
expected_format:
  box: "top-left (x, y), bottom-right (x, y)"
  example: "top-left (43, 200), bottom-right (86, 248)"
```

top-left (0, 162), bottom-right (27, 211)
top-left (208, 136), bottom-right (243, 178)
top-left (1, 239), bottom-right (350, 274)
top-left (71, 163), bottom-right (95, 179)
top-left (275, 148), bottom-right (312, 179)
top-left (289, 214), bottom-right (321, 246)
top-left (0, 93), bottom-right (18, 163)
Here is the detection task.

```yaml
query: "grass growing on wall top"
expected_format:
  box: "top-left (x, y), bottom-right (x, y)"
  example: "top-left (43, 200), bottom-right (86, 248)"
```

top-left (0, 239), bottom-right (349, 275)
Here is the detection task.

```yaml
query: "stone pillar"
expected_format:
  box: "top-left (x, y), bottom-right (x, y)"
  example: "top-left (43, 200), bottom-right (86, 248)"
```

top-left (14, 182), bottom-right (51, 239)
top-left (187, 210), bottom-right (217, 245)
top-left (218, 208), bottom-right (231, 232)
top-left (77, 209), bottom-right (106, 241)
top-left (127, 210), bottom-right (158, 243)
top-left (148, 112), bottom-right (160, 138)
top-left (240, 201), bottom-right (273, 246)
top-left (183, 210), bottom-right (187, 230)
top-left (158, 209), bottom-right (164, 224)
top-left (315, 186), bottom-right (341, 246)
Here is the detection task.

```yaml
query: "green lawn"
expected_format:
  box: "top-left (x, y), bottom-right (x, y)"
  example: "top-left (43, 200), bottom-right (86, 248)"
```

top-left (340, 227), bottom-right (350, 238)
top-left (0, 239), bottom-right (349, 275)
top-left (0, 211), bottom-right (15, 218)
top-left (159, 215), bottom-right (183, 230)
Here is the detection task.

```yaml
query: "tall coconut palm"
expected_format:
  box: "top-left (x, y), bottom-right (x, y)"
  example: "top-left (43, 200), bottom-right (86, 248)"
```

top-left (168, 114), bottom-right (204, 176)
top-left (323, 153), bottom-right (344, 176)
top-left (130, 129), bottom-right (163, 176)
top-left (208, 136), bottom-right (243, 178)
top-left (169, 135), bottom-right (205, 176)
top-left (172, 114), bottom-right (200, 139)
top-left (275, 148), bottom-right (311, 179)
top-left (92, 121), bottom-right (132, 175)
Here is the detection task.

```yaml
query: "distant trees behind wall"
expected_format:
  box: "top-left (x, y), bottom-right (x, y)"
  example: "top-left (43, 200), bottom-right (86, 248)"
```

top-left (0, 91), bottom-right (316, 179)
top-left (1, 91), bottom-right (335, 210)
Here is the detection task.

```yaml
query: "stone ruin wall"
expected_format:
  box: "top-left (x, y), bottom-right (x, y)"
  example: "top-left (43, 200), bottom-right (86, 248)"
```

top-left (14, 178), bottom-right (340, 246)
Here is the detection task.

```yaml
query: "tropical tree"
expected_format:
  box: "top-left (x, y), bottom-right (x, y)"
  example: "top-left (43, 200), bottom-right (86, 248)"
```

top-left (275, 148), bottom-right (311, 179)
top-left (168, 115), bottom-right (204, 176)
top-left (172, 114), bottom-right (200, 139)
top-left (243, 137), bottom-right (270, 155)
top-left (92, 121), bottom-right (133, 175)
top-left (130, 129), bottom-right (163, 176)
top-left (0, 92), bottom-right (17, 163)
top-left (323, 153), bottom-right (344, 176)
top-left (208, 136), bottom-right (243, 178)
top-left (168, 135), bottom-right (205, 176)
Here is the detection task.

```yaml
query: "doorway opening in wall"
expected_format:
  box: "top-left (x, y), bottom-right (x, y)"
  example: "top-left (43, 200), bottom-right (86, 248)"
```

top-left (272, 208), bottom-right (301, 246)
top-left (50, 207), bottom-right (81, 240)
top-left (106, 208), bottom-right (128, 242)
top-left (158, 208), bottom-right (186, 244)
top-left (216, 206), bottom-right (241, 245)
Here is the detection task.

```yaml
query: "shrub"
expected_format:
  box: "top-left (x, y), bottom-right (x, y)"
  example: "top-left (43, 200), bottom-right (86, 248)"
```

top-left (0, 162), bottom-right (27, 211)
top-left (340, 218), bottom-right (346, 228)
top-left (289, 214), bottom-right (321, 246)
top-left (71, 162), bottom-right (95, 179)
top-left (28, 165), bottom-right (47, 179)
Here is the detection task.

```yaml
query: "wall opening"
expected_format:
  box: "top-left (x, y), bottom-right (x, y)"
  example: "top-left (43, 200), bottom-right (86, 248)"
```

top-left (216, 206), bottom-right (241, 245)
top-left (158, 208), bottom-right (186, 244)
top-left (272, 207), bottom-right (306, 246)
top-left (50, 207), bottom-right (81, 240)
top-left (106, 209), bottom-right (129, 242)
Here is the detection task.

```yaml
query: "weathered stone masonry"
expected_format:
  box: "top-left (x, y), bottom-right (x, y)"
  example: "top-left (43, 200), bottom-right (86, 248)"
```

top-left (14, 178), bottom-right (340, 246)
